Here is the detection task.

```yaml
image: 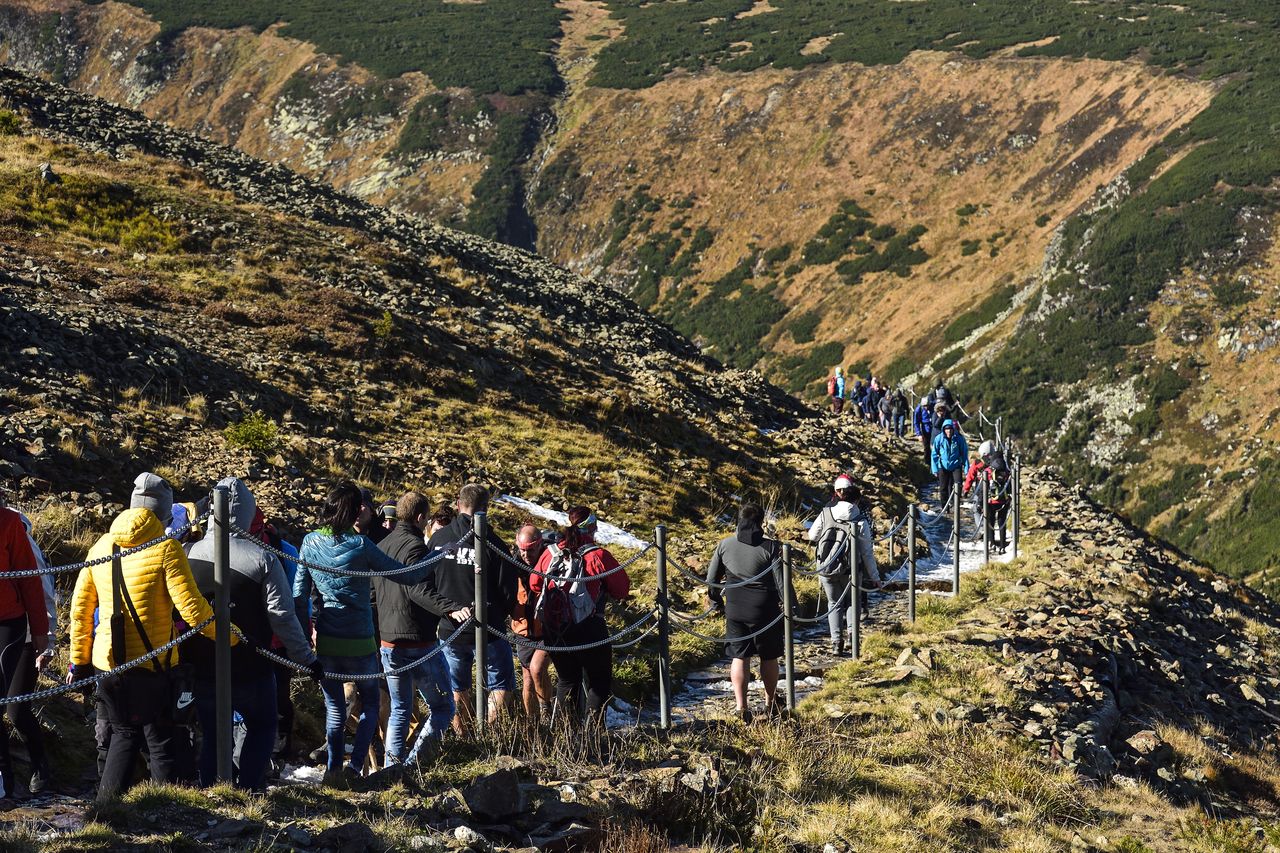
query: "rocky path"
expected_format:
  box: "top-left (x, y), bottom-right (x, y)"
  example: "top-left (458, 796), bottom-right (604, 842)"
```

top-left (649, 480), bottom-right (1015, 724)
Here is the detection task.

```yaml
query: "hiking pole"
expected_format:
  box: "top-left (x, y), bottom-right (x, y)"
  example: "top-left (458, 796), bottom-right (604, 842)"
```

top-left (212, 485), bottom-right (233, 782)
top-left (952, 483), bottom-right (961, 597)
top-left (849, 534), bottom-right (861, 659)
top-left (1013, 458), bottom-right (1021, 559)
top-left (655, 525), bottom-right (672, 731)
top-left (474, 512), bottom-right (489, 734)
top-left (782, 543), bottom-right (795, 711)
top-left (982, 477), bottom-right (991, 566)
top-left (908, 506), bottom-right (917, 623)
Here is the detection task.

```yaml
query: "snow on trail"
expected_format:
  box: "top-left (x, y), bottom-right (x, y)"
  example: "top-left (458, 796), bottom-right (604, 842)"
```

top-left (496, 495), bottom-right (650, 550)
top-left (878, 481), bottom-right (1015, 590)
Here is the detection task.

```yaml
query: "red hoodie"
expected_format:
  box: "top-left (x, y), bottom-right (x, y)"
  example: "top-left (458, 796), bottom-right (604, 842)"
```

top-left (0, 508), bottom-right (50, 636)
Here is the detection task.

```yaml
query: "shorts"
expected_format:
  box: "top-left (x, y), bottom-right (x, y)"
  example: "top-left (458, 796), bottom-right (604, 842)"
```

top-left (515, 637), bottom-right (543, 670)
top-left (441, 633), bottom-right (516, 693)
top-left (725, 616), bottom-right (784, 661)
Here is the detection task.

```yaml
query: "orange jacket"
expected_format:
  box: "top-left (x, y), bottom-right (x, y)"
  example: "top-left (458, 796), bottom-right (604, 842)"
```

top-left (0, 508), bottom-right (49, 636)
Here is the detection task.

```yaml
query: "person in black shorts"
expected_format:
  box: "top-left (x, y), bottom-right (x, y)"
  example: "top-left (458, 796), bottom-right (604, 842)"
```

top-left (705, 503), bottom-right (785, 723)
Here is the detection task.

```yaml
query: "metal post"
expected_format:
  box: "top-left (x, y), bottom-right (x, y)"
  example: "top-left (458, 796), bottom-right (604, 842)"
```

top-left (655, 526), bottom-right (671, 730)
top-left (849, 533), bottom-right (861, 659)
top-left (907, 506), bottom-right (917, 623)
top-left (952, 480), bottom-right (962, 597)
top-left (982, 476), bottom-right (991, 565)
top-left (473, 512), bottom-right (489, 733)
top-left (782, 544), bottom-right (795, 711)
top-left (1013, 459), bottom-right (1021, 559)
top-left (212, 486), bottom-right (233, 782)
top-left (888, 522), bottom-right (896, 569)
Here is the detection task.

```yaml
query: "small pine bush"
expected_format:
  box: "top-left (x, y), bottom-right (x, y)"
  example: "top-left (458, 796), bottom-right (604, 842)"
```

top-left (223, 411), bottom-right (280, 454)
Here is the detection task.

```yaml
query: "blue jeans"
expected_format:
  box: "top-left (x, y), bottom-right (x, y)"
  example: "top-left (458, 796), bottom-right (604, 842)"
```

top-left (380, 645), bottom-right (454, 767)
top-left (893, 414), bottom-right (906, 437)
top-left (317, 653), bottom-right (381, 773)
top-left (194, 672), bottom-right (277, 790)
top-left (441, 635), bottom-right (516, 693)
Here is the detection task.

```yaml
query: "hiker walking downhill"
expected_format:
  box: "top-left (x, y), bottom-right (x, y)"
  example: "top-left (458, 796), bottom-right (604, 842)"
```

top-left (890, 388), bottom-right (908, 438)
top-left (425, 485), bottom-right (517, 733)
top-left (964, 448), bottom-right (1013, 553)
top-left (0, 494), bottom-right (51, 801)
top-left (511, 524), bottom-right (554, 722)
top-left (932, 420), bottom-right (969, 506)
top-left (293, 481), bottom-right (408, 784)
top-left (914, 399), bottom-right (934, 467)
top-left (374, 492), bottom-right (466, 767)
top-left (185, 478), bottom-right (322, 790)
top-left (827, 367), bottom-right (846, 414)
top-left (528, 507), bottom-right (630, 726)
top-left (705, 503), bottom-right (786, 722)
top-left (68, 473), bottom-right (223, 800)
top-left (807, 475), bottom-right (881, 655)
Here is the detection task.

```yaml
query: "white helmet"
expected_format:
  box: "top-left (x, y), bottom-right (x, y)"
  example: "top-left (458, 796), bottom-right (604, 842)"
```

top-left (979, 440), bottom-right (995, 458)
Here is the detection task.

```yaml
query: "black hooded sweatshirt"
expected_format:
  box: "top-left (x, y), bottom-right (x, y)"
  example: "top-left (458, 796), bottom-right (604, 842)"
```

top-left (424, 513), bottom-right (516, 644)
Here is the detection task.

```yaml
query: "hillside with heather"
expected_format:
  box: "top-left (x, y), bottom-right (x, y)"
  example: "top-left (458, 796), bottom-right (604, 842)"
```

top-left (0, 65), bottom-right (1279, 853)
top-left (0, 0), bottom-right (1278, 591)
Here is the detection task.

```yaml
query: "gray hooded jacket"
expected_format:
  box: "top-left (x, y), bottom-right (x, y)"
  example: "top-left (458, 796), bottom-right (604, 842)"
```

top-left (188, 478), bottom-right (315, 666)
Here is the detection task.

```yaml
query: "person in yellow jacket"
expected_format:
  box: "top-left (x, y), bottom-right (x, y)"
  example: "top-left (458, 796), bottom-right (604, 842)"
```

top-left (68, 472), bottom-right (224, 799)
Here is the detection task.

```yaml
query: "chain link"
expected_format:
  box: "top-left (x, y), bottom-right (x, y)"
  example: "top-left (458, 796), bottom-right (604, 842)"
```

top-left (669, 611), bottom-right (784, 645)
top-left (6, 616), bottom-right (214, 705)
top-left (246, 619), bottom-right (472, 681)
top-left (14, 511), bottom-right (213, 578)
top-left (485, 541), bottom-right (646, 581)
top-left (489, 610), bottom-right (657, 654)
top-left (229, 523), bottom-right (471, 578)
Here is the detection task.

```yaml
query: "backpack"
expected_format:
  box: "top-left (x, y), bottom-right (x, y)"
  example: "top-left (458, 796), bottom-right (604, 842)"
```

top-left (815, 506), bottom-right (856, 570)
top-left (534, 543), bottom-right (602, 635)
top-left (989, 463), bottom-right (1013, 504)
top-left (827, 376), bottom-right (838, 397)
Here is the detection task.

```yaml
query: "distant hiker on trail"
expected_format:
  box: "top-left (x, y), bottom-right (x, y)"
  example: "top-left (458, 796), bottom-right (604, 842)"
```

top-left (852, 380), bottom-right (866, 416)
top-left (426, 484), bottom-right (517, 734)
top-left (69, 472), bottom-right (222, 801)
top-left (964, 447), bottom-right (1012, 552)
top-left (529, 507), bottom-right (631, 727)
top-left (890, 388), bottom-right (909, 437)
top-left (705, 503), bottom-right (785, 722)
top-left (293, 481), bottom-right (409, 785)
top-left (511, 523), bottom-right (554, 722)
top-left (807, 475), bottom-right (881, 656)
top-left (878, 391), bottom-right (892, 431)
top-left (931, 420), bottom-right (969, 506)
top-left (185, 477), bottom-right (321, 791)
top-left (914, 399), bottom-right (934, 466)
top-left (826, 367), bottom-right (846, 414)
top-left (0, 493), bottom-right (52, 801)
top-left (374, 491), bottom-right (464, 767)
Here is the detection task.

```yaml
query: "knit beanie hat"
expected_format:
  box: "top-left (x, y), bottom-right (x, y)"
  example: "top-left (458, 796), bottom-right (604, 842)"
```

top-left (131, 472), bottom-right (174, 527)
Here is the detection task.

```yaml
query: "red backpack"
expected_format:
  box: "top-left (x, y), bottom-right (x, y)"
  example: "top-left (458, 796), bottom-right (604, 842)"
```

top-left (827, 376), bottom-right (838, 396)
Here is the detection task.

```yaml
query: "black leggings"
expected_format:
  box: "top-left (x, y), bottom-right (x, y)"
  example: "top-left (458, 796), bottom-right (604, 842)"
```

top-left (547, 617), bottom-right (612, 726)
top-left (0, 615), bottom-right (39, 797)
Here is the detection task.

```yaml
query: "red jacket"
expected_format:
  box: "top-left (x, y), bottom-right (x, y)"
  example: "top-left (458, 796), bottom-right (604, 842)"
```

top-left (0, 508), bottom-right (50, 636)
top-left (964, 462), bottom-right (1009, 505)
top-left (530, 539), bottom-right (631, 606)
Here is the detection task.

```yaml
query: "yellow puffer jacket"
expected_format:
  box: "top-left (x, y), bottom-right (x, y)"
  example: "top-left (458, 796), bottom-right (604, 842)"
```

top-left (70, 508), bottom-right (221, 671)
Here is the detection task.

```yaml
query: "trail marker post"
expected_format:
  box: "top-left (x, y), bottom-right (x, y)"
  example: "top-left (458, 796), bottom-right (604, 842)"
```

top-left (782, 544), bottom-right (796, 710)
top-left (952, 484), bottom-right (962, 597)
top-left (907, 506), bottom-right (917, 623)
top-left (212, 486), bottom-right (233, 782)
top-left (655, 525), bottom-right (672, 730)
top-left (473, 512), bottom-right (489, 733)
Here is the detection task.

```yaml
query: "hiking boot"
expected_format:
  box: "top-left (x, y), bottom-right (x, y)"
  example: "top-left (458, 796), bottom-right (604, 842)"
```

top-left (833, 638), bottom-right (845, 656)
top-left (733, 706), bottom-right (753, 724)
top-left (28, 760), bottom-right (51, 795)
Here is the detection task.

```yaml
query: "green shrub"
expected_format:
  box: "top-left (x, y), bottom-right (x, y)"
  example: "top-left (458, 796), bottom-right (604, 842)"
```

top-left (0, 171), bottom-right (179, 252)
top-left (0, 109), bottom-right (22, 136)
top-left (956, 203), bottom-right (979, 218)
top-left (1035, 213), bottom-right (1052, 227)
top-left (787, 311), bottom-right (821, 344)
top-left (942, 285), bottom-right (1017, 344)
top-left (223, 412), bottom-right (280, 454)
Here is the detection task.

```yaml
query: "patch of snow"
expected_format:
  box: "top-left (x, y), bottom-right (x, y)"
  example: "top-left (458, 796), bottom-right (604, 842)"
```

top-left (279, 764), bottom-right (325, 784)
top-left (497, 495), bottom-right (650, 549)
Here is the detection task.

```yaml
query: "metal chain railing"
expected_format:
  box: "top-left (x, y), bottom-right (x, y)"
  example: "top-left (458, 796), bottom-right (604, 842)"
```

top-left (487, 610), bottom-right (658, 654)
top-left (6, 616), bottom-right (213, 705)
top-left (230, 523), bottom-right (471, 578)
top-left (668, 610), bottom-right (784, 645)
top-left (675, 555), bottom-right (780, 590)
top-left (244, 619), bottom-right (472, 681)
top-left (10, 510), bottom-right (213, 577)
top-left (484, 540), bottom-right (648, 581)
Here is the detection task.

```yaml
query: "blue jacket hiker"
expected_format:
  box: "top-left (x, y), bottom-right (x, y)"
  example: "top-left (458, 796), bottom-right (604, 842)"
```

top-left (931, 420), bottom-right (969, 505)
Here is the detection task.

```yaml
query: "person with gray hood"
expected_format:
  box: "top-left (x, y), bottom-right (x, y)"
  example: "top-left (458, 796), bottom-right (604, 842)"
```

top-left (186, 478), bottom-right (323, 790)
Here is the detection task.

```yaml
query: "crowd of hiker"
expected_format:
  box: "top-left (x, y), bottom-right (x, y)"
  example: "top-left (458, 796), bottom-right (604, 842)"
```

top-left (0, 372), bottom-right (1012, 801)
top-left (826, 369), bottom-right (910, 437)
